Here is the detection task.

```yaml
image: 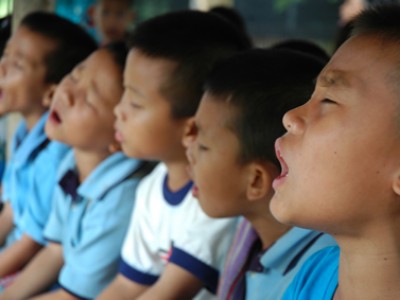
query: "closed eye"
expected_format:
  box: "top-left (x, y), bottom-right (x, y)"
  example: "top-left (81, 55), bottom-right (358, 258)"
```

top-left (321, 98), bottom-right (337, 104)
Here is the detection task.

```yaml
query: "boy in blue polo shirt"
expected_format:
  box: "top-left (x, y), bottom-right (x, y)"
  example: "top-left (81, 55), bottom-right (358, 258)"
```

top-left (185, 48), bottom-right (336, 300)
top-left (0, 12), bottom-right (96, 279)
top-left (269, 3), bottom-right (400, 300)
top-left (1, 42), bottom-right (149, 299)
top-left (99, 10), bottom-right (251, 300)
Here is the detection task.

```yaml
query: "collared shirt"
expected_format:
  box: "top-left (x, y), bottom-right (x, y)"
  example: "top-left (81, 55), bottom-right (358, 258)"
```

top-left (18, 142), bottom-right (70, 245)
top-left (282, 246), bottom-right (339, 300)
top-left (120, 163), bottom-right (238, 300)
top-left (2, 112), bottom-right (50, 242)
top-left (44, 151), bottom-right (143, 299)
top-left (218, 219), bottom-right (337, 300)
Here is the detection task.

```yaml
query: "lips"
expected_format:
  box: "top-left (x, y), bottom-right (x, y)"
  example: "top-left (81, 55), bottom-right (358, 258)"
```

top-left (192, 185), bottom-right (199, 198)
top-left (273, 138), bottom-right (289, 189)
top-left (49, 109), bottom-right (62, 125)
top-left (114, 124), bottom-right (124, 143)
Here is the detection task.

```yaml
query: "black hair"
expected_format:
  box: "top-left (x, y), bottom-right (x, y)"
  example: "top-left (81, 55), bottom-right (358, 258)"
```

top-left (271, 39), bottom-right (330, 64)
top-left (204, 48), bottom-right (325, 167)
top-left (128, 10), bottom-right (252, 119)
top-left (20, 11), bottom-right (97, 84)
top-left (104, 41), bottom-right (128, 71)
top-left (0, 15), bottom-right (11, 57)
top-left (209, 6), bottom-right (247, 35)
top-left (351, 2), bottom-right (400, 40)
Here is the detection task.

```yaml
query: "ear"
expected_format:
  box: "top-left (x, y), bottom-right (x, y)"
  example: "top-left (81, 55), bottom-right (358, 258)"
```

top-left (246, 162), bottom-right (278, 201)
top-left (42, 84), bottom-right (58, 108)
top-left (182, 117), bottom-right (196, 148)
top-left (392, 168), bottom-right (400, 196)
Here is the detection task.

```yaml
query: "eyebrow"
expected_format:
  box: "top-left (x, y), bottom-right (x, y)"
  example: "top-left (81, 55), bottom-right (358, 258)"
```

top-left (318, 70), bottom-right (351, 88)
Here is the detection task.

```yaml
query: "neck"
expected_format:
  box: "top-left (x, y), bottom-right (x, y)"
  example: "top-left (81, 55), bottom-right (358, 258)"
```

top-left (334, 220), bottom-right (400, 300)
top-left (245, 202), bottom-right (291, 250)
top-left (22, 107), bottom-right (47, 131)
top-left (164, 159), bottom-right (191, 192)
top-left (74, 148), bottom-right (113, 183)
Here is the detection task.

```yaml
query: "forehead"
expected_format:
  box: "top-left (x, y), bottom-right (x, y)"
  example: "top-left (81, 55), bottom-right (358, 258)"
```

top-left (6, 26), bottom-right (56, 66)
top-left (196, 93), bottom-right (237, 134)
top-left (318, 35), bottom-right (398, 94)
top-left (79, 49), bottom-right (123, 104)
top-left (125, 49), bottom-right (176, 92)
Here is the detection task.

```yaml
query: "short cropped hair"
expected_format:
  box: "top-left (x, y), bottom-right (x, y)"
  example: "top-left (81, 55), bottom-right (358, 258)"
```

top-left (271, 39), bottom-right (330, 64)
top-left (20, 11), bottom-right (97, 84)
top-left (104, 41), bottom-right (128, 71)
top-left (352, 3), bottom-right (400, 39)
top-left (128, 10), bottom-right (252, 119)
top-left (204, 49), bottom-right (325, 167)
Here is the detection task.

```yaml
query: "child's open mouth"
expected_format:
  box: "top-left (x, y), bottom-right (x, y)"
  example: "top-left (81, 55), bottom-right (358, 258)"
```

top-left (273, 140), bottom-right (289, 189)
top-left (49, 109), bottom-right (62, 125)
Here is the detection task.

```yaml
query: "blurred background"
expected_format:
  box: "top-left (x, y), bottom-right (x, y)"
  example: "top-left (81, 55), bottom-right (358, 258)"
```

top-left (0, 0), bottom-right (343, 53)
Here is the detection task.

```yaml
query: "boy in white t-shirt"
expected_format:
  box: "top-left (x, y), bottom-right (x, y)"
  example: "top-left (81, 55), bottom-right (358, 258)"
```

top-left (98, 10), bottom-right (251, 300)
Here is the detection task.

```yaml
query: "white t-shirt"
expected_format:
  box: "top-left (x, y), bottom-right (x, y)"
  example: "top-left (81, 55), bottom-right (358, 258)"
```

top-left (120, 163), bottom-right (237, 299)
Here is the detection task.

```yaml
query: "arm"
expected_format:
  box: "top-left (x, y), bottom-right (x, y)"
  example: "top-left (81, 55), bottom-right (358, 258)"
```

top-left (0, 234), bottom-right (42, 277)
top-left (1, 242), bottom-right (63, 299)
top-left (0, 203), bottom-right (14, 246)
top-left (98, 274), bottom-right (149, 300)
top-left (137, 263), bottom-right (203, 300)
top-left (98, 264), bottom-right (203, 300)
top-left (30, 289), bottom-right (79, 300)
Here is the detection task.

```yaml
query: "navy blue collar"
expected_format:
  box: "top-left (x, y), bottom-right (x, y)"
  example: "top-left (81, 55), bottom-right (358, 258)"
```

top-left (162, 175), bottom-right (193, 206)
top-left (59, 169), bottom-right (80, 201)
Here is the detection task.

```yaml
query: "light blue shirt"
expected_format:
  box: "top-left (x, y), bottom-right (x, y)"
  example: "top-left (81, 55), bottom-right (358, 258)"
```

top-left (246, 228), bottom-right (337, 300)
top-left (282, 246), bottom-right (339, 300)
top-left (44, 151), bottom-right (143, 299)
top-left (19, 142), bottom-right (70, 245)
top-left (1, 112), bottom-right (54, 242)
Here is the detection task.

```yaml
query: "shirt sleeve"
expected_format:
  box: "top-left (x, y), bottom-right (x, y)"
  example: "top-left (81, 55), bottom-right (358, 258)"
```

top-left (58, 180), bottom-right (137, 299)
top-left (120, 180), bottom-right (161, 285)
top-left (43, 186), bottom-right (65, 244)
top-left (171, 209), bottom-right (237, 294)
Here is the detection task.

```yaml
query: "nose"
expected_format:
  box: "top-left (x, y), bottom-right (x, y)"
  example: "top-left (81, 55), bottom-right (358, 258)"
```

top-left (282, 105), bottom-right (305, 135)
top-left (114, 101), bottom-right (126, 121)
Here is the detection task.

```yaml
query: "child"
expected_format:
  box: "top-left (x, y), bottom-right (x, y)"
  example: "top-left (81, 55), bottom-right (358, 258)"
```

top-left (185, 48), bottom-right (336, 300)
top-left (88, 0), bottom-right (135, 45)
top-left (98, 10), bottom-right (251, 300)
top-left (0, 42), bottom-right (149, 300)
top-left (0, 12), bottom-right (96, 279)
top-left (270, 4), bottom-right (400, 299)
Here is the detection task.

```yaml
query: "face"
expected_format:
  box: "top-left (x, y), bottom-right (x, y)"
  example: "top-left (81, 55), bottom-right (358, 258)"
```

top-left (93, 0), bottom-right (133, 44)
top-left (270, 35), bottom-right (400, 235)
top-left (186, 94), bottom-right (252, 218)
top-left (114, 49), bottom-right (188, 161)
top-left (0, 26), bottom-right (55, 117)
top-left (46, 48), bottom-right (123, 152)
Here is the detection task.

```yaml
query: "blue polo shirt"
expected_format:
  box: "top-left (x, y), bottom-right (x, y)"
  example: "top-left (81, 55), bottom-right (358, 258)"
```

top-left (19, 142), bottom-right (70, 245)
top-left (282, 246), bottom-right (339, 300)
top-left (1, 112), bottom-right (53, 243)
top-left (245, 227), bottom-right (337, 300)
top-left (44, 151), bottom-right (142, 299)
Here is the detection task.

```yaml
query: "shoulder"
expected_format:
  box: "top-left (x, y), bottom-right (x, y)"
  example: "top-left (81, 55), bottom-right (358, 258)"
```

top-left (283, 246), bottom-right (339, 300)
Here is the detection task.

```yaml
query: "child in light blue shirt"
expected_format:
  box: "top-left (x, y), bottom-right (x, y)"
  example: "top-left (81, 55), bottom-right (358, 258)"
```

top-left (0, 12), bottom-right (96, 279)
top-left (1, 42), bottom-right (149, 299)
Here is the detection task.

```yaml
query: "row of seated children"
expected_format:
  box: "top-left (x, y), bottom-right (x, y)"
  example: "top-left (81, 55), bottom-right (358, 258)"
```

top-left (0, 11), bottom-right (96, 284)
top-left (0, 9), bottom-right (251, 299)
top-left (2, 2), bottom-right (398, 299)
top-left (0, 8), bottom-right (331, 300)
top-left (1, 13), bottom-right (152, 299)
